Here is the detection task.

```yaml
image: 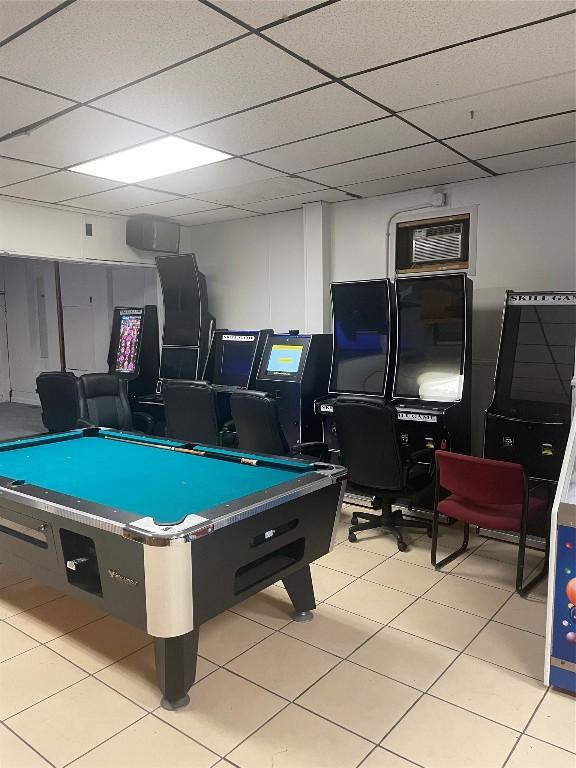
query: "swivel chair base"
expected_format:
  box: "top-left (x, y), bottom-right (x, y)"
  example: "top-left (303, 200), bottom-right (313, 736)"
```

top-left (348, 499), bottom-right (432, 552)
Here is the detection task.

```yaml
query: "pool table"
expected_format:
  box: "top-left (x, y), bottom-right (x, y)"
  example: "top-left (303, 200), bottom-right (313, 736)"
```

top-left (0, 428), bottom-right (346, 709)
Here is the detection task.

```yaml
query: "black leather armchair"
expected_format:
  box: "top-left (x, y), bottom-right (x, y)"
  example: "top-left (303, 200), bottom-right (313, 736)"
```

top-left (78, 373), bottom-right (154, 434)
top-left (334, 396), bottom-right (432, 551)
top-left (36, 372), bottom-right (83, 432)
top-left (230, 390), bottom-right (328, 461)
top-left (163, 380), bottom-right (234, 446)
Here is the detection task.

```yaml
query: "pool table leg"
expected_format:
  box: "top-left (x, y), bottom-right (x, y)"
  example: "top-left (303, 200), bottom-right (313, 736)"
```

top-left (282, 565), bottom-right (316, 622)
top-left (154, 629), bottom-right (199, 710)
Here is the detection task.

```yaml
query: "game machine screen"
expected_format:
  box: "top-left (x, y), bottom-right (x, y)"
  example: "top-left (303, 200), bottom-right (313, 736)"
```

top-left (113, 310), bottom-right (143, 375)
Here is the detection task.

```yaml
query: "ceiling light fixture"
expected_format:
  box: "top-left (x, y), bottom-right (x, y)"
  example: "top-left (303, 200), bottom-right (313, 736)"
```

top-left (70, 136), bottom-right (231, 183)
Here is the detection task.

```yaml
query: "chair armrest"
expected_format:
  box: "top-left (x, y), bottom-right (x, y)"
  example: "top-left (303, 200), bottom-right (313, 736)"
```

top-left (132, 412), bottom-right (155, 435)
top-left (290, 442), bottom-right (330, 462)
top-left (409, 448), bottom-right (435, 464)
top-left (76, 418), bottom-right (94, 429)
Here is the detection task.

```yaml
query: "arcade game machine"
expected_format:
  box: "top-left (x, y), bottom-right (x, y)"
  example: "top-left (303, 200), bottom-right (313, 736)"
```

top-left (545, 409), bottom-right (576, 694)
top-left (314, 279), bottom-right (395, 461)
top-left (484, 291), bottom-right (576, 520)
top-left (202, 328), bottom-right (272, 421)
top-left (392, 272), bottom-right (473, 507)
top-left (254, 332), bottom-right (332, 447)
top-left (107, 306), bottom-right (159, 400)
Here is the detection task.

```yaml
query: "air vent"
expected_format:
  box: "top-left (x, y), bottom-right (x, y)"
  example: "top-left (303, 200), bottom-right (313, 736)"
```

top-left (412, 223), bottom-right (463, 264)
top-left (396, 214), bottom-right (470, 274)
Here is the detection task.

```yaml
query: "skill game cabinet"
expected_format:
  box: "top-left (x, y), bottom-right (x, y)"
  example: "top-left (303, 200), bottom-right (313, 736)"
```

top-left (546, 414), bottom-right (576, 694)
top-left (314, 279), bottom-right (395, 461)
top-left (392, 273), bottom-right (473, 474)
top-left (107, 306), bottom-right (159, 399)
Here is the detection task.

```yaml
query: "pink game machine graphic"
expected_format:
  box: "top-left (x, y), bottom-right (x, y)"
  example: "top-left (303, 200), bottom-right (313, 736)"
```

top-left (107, 306), bottom-right (159, 399)
top-left (115, 311), bottom-right (142, 374)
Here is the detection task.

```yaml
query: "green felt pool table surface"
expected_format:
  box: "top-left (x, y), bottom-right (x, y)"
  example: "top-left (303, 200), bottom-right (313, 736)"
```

top-left (0, 431), bottom-right (315, 525)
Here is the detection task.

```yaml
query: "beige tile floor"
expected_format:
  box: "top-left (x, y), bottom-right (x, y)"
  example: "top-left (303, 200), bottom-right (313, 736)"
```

top-left (0, 504), bottom-right (573, 768)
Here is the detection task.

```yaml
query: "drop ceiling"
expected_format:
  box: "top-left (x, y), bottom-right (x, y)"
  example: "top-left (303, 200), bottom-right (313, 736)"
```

top-left (0, 0), bottom-right (574, 226)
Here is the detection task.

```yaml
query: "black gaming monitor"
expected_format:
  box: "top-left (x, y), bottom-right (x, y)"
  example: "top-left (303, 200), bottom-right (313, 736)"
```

top-left (159, 346), bottom-right (199, 380)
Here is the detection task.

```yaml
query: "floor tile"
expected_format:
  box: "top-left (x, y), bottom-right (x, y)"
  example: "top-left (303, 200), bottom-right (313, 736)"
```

top-left (350, 531), bottom-right (421, 558)
top-left (424, 572), bottom-right (512, 618)
top-left (198, 611), bottom-right (272, 665)
top-left (0, 645), bottom-right (87, 719)
top-left (450, 553), bottom-right (525, 590)
top-left (391, 524), bottom-right (482, 571)
top-left (231, 587), bottom-right (294, 629)
top-left (390, 599), bottom-right (487, 651)
top-left (0, 580), bottom-right (61, 620)
top-left (67, 713), bottom-right (217, 768)
top-left (6, 677), bottom-right (144, 767)
top-left (349, 626), bottom-right (457, 690)
top-left (157, 668), bottom-right (285, 756)
top-left (466, 621), bottom-right (546, 680)
top-left (382, 695), bottom-right (518, 768)
top-left (297, 660), bottom-right (419, 742)
top-left (281, 602), bottom-right (381, 657)
top-left (506, 735), bottom-right (576, 768)
top-left (430, 654), bottom-right (546, 730)
top-left (326, 579), bottom-right (414, 625)
top-left (226, 632), bottom-right (339, 700)
top-left (493, 593), bottom-right (547, 636)
top-left (0, 564), bottom-right (29, 590)
top-left (0, 722), bottom-right (51, 767)
top-left (526, 688), bottom-right (576, 752)
top-left (317, 543), bottom-right (387, 576)
top-left (6, 595), bottom-right (107, 643)
top-left (475, 538), bottom-right (544, 568)
top-left (363, 559), bottom-right (445, 596)
top-left (360, 748), bottom-right (419, 767)
top-left (310, 564), bottom-right (356, 600)
top-left (228, 703), bottom-right (372, 768)
top-left (95, 644), bottom-right (216, 711)
top-left (47, 615), bottom-right (151, 673)
top-left (0, 620), bottom-right (38, 662)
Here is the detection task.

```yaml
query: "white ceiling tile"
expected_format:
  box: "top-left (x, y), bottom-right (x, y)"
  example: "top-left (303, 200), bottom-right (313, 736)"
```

top-left (0, 107), bottom-right (162, 167)
top-left (341, 163), bottom-right (490, 198)
top-left (116, 197), bottom-right (222, 217)
top-left (0, 79), bottom-right (74, 138)
top-left (347, 15), bottom-right (576, 111)
top-left (248, 117), bottom-right (428, 172)
top-left (0, 0), bottom-right (243, 100)
top-left (265, 0), bottom-right (575, 76)
top-left (175, 208), bottom-right (259, 225)
top-left (64, 186), bottom-right (179, 213)
top-left (480, 143), bottom-right (576, 173)
top-left (0, 156), bottom-right (55, 187)
top-left (402, 72), bottom-right (576, 139)
top-left (245, 188), bottom-right (353, 213)
top-left (212, 0), bottom-right (321, 27)
top-left (0, 1), bottom-right (60, 40)
top-left (142, 159), bottom-right (278, 195)
top-left (0, 170), bottom-right (119, 202)
top-left (447, 113), bottom-right (576, 159)
top-left (179, 82), bottom-right (383, 155)
top-left (94, 35), bottom-right (327, 132)
top-left (305, 143), bottom-right (463, 186)
top-left (199, 175), bottom-right (324, 206)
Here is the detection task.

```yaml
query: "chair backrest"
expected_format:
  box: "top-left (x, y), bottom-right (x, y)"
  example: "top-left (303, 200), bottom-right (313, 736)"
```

top-left (79, 373), bottom-right (133, 430)
top-left (230, 391), bottom-right (289, 456)
top-left (163, 380), bottom-right (221, 445)
top-left (36, 372), bottom-right (82, 432)
top-left (436, 451), bottom-right (526, 506)
top-left (335, 396), bottom-right (403, 491)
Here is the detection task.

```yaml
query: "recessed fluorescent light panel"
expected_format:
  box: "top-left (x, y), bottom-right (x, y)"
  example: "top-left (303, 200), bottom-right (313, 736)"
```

top-left (70, 137), bottom-right (231, 183)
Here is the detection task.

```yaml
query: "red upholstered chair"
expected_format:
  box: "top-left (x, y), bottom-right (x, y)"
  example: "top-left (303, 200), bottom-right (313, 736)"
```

top-left (432, 451), bottom-right (549, 595)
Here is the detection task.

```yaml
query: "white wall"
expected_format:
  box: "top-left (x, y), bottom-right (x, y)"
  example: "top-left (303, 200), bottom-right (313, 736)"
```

top-left (178, 163), bottom-right (576, 451)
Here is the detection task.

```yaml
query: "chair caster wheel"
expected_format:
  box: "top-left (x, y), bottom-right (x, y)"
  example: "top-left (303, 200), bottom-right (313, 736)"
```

top-left (351, 517), bottom-right (358, 526)
top-left (348, 533), bottom-right (357, 543)
top-left (397, 541), bottom-right (408, 552)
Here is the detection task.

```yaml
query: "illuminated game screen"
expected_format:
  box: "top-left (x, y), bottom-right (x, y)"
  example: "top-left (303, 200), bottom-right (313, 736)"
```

top-left (395, 276), bottom-right (465, 402)
top-left (114, 313), bottom-right (142, 374)
top-left (266, 344), bottom-right (304, 375)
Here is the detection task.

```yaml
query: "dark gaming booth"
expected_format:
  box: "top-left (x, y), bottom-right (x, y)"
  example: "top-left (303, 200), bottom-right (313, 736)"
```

top-left (391, 272), bottom-right (473, 506)
top-left (254, 333), bottom-right (332, 447)
top-left (314, 279), bottom-right (395, 460)
top-left (483, 291), bottom-right (576, 539)
top-left (107, 306), bottom-right (159, 400)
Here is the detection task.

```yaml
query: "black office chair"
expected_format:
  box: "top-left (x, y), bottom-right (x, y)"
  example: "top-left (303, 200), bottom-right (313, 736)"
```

top-left (334, 396), bottom-right (432, 551)
top-left (36, 372), bottom-right (83, 432)
top-left (230, 390), bottom-right (328, 460)
top-left (163, 380), bottom-right (230, 446)
top-left (78, 373), bottom-right (154, 433)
